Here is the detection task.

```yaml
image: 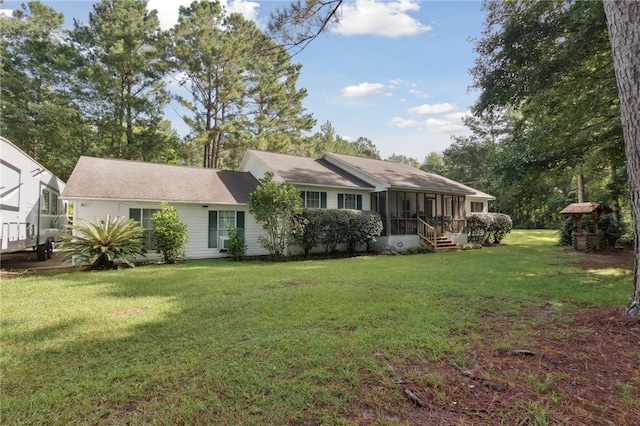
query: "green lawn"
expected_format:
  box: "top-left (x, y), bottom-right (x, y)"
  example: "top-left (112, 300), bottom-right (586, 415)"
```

top-left (1, 230), bottom-right (633, 424)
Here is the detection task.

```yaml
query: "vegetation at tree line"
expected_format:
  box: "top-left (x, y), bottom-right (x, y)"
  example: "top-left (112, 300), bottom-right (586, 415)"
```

top-left (1, 0), bottom-right (631, 233)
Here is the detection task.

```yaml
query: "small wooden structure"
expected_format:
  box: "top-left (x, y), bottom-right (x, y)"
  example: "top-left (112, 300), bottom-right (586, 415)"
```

top-left (560, 202), bottom-right (612, 251)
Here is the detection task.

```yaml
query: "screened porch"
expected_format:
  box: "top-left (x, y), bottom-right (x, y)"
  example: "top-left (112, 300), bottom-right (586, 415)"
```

top-left (370, 190), bottom-right (467, 237)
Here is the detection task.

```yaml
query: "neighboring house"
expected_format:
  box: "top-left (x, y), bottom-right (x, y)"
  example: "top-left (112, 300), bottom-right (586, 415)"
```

top-left (62, 156), bottom-right (266, 259)
top-left (62, 150), bottom-right (494, 260)
top-left (240, 150), bottom-right (495, 251)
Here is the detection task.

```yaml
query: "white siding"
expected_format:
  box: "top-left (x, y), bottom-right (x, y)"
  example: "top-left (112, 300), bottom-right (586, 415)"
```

top-left (296, 185), bottom-right (371, 210)
top-left (466, 196), bottom-right (488, 214)
top-left (71, 200), bottom-right (268, 260)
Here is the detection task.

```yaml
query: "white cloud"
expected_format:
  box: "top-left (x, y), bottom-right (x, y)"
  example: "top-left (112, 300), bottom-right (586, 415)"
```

top-left (423, 118), bottom-right (467, 133)
top-left (333, 0), bottom-right (432, 37)
top-left (389, 117), bottom-right (420, 128)
top-left (408, 89), bottom-right (430, 99)
top-left (0, 9), bottom-right (13, 17)
top-left (342, 82), bottom-right (386, 98)
top-left (147, 0), bottom-right (260, 30)
top-left (408, 102), bottom-right (457, 115)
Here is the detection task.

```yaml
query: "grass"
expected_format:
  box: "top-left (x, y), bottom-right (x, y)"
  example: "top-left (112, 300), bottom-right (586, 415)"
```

top-left (0, 230), bottom-right (633, 424)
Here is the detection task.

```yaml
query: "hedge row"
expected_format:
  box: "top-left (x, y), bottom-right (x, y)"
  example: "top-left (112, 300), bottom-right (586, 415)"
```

top-left (467, 212), bottom-right (513, 244)
top-left (294, 209), bottom-right (383, 255)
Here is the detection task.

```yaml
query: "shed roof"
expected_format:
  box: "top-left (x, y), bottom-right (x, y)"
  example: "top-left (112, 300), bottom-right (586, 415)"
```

top-left (62, 156), bottom-right (259, 204)
top-left (560, 202), bottom-right (612, 215)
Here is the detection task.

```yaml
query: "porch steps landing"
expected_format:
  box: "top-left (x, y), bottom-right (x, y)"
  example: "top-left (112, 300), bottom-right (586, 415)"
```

top-left (434, 235), bottom-right (461, 252)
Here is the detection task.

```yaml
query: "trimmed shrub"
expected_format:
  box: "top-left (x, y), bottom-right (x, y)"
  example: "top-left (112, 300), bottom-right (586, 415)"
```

top-left (466, 213), bottom-right (513, 245)
top-left (152, 202), bottom-right (189, 264)
top-left (227, 228), bottom-right (247, 261)
top-left (295, 209), bottom-right (383, 255)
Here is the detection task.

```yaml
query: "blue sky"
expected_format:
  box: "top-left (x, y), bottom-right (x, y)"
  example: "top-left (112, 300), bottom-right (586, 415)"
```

top-left (2, 0), bottom-right (487, 161)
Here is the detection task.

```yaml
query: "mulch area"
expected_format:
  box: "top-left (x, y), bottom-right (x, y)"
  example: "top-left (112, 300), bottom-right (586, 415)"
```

top-left (353, 249), bottom-right (640, 425)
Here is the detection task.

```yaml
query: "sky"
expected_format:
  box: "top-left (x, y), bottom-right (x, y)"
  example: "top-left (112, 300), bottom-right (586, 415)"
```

top-left (2, 0), bottom-right (487, 161)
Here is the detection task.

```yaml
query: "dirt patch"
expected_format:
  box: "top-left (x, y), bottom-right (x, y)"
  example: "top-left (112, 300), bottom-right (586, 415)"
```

top-left (353, 307), bottom-right (640, 425)
top-left (571, 247), bottom-right (634, 270)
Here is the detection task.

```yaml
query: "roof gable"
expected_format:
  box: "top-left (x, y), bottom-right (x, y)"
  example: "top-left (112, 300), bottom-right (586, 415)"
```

top-left (323, 152), bottom-right (478, 195)
top-left (62, 157), bottom-right (259, 204)
top-left (241, 150), bottom-right (373, 189)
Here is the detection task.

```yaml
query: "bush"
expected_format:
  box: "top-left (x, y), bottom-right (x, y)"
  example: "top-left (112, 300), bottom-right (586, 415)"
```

top-left (295, 209), bottom-right (383, 255)
top-left (152, 202), bottom-right (189, 264)
top-left (466, 213), bottom-right (513, 245)
top-left (559, 214), bottom-right (622, 248)
top-left (249, 172), bottom-right (302, 258)
top-left (227, 228), bottom-right (247, 261)
top-left (58, 215), bottom-right (146, 269)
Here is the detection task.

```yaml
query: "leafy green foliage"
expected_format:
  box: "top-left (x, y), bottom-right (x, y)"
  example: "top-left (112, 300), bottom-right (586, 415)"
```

top-left (151, 203), bottom-right (189, 264)
top-left (559, 214), bottom-right (624, 248)
top-left (249, 172), bottom-right (302, 258)
top-left (294, 209), bottom-right (382, 255)
top-left (58, 215), bottom-right (146, 269)
top-left (227, 228), bottom-right (247, 261)
top-left (460, 0), bottom-right (627, 229)
top-left (467, 213), bottom-right (513, 245)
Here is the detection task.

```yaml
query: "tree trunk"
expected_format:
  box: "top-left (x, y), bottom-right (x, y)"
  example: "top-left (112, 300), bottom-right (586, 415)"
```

top-left (604, 0), bottom-right (640, 316)
top-left (577, 173), bottom-right (585, 203)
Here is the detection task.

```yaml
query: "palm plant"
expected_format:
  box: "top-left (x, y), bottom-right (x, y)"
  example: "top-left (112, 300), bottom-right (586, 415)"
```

top-left (58, 215), bottom-right (146, 269)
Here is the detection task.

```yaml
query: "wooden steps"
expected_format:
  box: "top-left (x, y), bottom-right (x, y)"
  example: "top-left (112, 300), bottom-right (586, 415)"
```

top-left (434, 235), bottom-right (461, 252)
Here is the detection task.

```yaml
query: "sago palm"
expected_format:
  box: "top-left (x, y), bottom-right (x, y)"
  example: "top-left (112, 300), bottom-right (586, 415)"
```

top-left (58, 215), bottom-right (146, 269)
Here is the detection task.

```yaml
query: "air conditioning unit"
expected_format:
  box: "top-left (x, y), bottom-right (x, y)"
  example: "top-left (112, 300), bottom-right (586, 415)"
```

top-left (219, 236), bottom-right (230, 251)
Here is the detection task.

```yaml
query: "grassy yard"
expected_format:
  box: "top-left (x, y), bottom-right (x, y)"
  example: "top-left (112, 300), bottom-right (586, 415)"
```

top-left (1, 230), bottom-right (637, 425)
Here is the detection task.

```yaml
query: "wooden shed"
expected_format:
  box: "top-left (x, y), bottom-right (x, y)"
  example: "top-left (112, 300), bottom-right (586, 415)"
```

top-left (560, 202), bottom-right (612, 251)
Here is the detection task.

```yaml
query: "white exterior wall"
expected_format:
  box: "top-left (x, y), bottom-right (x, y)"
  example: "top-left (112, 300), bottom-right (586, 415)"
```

top-left (466, 196), bottom-right (490, 214)
top-left (71, 199), bottom-right (268, 260)
top-left (296, 185), bottom-right (371, 210)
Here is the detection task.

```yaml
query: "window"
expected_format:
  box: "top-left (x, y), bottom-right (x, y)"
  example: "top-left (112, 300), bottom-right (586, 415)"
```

top-left (41, 189), bottom-right (50, 213)
top-left (338, 193), bottom-right (362, 210)
top-left (300, 191), bottom-right (327, 208)
top-left (130, 208), bottom-right (159, 250)
top-left (208, 210), bottom-right (245, 248)
top-left (51, 194), bottom-right (58, 215)
top-left (470, 202), bottom-right (484, 213)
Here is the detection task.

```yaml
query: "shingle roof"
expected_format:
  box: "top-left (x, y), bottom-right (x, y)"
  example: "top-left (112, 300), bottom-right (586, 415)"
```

top-left (323, 152), bottom-right (477, 195)
top-left (62, 156), bottom-right (258, 204)
top-left (246, 150), bottom-right (373, 189)
top-left (560, 202), bottom-right (612, 215)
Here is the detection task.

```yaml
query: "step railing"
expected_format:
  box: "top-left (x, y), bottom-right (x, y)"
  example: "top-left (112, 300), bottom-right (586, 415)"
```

top-left (418, 218), bottom-right (437, 251)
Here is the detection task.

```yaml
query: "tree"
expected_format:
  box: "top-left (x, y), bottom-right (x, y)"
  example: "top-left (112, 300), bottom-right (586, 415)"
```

top-left (386, 154), bottom-right (419, 168)
top-left (171, 0), bottom-right (314, 169)
top-left (268, 0), bottom-right (343, 54)
top-left (151, 202), bottom-right (189, 264)
top-left (603, 0), bottom-right (640, 316)
top-left (72, 0), bottom-right (172, 160)
top-left (0, 1), bottom-right (88, 180)
top-left (467, 0), bottom-right (626, 228)
top-left (420, 152), bottom-right (444, 174)
top-left (249, 171), bottom-right (302, 258)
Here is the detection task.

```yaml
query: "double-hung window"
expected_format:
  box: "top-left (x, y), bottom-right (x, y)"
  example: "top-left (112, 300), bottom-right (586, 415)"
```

top-left (338, 193), bottom-right (363, 210)
top-left (130, 208), bottom-right (160, 250)
top-left (300, 191), bottom-right (327, 208)
top-left (208, 210), bottom-right (245, 248)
